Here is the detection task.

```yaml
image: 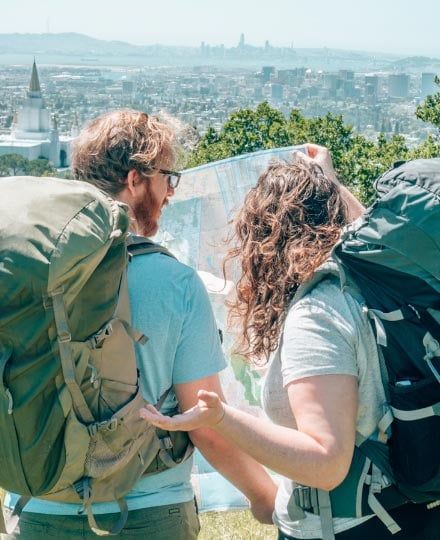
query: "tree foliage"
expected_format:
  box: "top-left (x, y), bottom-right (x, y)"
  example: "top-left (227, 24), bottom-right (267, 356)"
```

top-left (0, 155), bottom-right (56, 177)
top-left (415, 76), bottom-right (440, 129)
top-left (0, 154), bottom-right (28, 176)
top-left (189, 100), bottom-right (440, 206)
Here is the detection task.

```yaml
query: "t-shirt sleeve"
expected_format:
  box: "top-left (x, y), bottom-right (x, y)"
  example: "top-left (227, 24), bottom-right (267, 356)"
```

top-left (172, 270), bottom-right (227, 383)
top-left (281, 283), bottom-right (359, 387)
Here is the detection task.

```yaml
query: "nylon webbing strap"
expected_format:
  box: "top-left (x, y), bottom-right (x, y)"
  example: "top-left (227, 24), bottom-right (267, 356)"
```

top-left (87, 498), bottom-right (128, 536)
top-left (391, 402), bottom-right (440, 421)
top-left (120, 319), bottom-right (148, 345)
top-left (317, 490), bottom-right (335, 540)
top-left (368, 464), bottom-right (401, 535)
top-left (368, 309), bottom-right (403, 347)
top-left (78, 477), bottom-right (129, 536)
top-left (52, 290), bottom-right (94, 424)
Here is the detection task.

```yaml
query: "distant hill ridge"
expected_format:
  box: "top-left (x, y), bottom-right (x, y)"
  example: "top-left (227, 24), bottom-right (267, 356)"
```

top-left (0, 33), bottom-right (439, 71)
top-left (0, 32), bottom-right (189, 55)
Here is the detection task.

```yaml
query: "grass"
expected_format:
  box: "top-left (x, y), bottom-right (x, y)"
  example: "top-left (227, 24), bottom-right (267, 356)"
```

top-left (199, 510), bottom-right (277, 539)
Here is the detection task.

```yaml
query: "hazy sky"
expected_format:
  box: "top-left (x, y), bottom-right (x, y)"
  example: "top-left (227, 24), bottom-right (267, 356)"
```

top-left (1, 0), bottom-right (439, 56)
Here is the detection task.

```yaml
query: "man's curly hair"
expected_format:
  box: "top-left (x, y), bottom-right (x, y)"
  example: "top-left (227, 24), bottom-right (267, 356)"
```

top-left (71, 109), bottom-right (176, 195)
top-left (224, 159), bottom-right (348, 364)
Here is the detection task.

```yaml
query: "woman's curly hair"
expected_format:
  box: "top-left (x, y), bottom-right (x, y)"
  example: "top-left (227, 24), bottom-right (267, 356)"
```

top-left (224, 158), bottom-right (348, 365)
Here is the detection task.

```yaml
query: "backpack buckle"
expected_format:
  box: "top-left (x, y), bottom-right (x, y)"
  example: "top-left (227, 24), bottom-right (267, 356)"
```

top-left (88, 417), bottom-right (118, 436)
top-left (58, 331), bottom-right (72, 343)
top-left (87, 323), bottom-right (113, 349)
top-left (159, 436), bottom-right (173, 450)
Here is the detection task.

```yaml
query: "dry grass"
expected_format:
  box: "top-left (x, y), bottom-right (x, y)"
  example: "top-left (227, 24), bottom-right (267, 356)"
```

top-left (199, 510), bottom-right (277, 539)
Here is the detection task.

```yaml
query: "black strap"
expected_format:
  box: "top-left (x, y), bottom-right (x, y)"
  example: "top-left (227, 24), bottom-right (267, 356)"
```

top-left (126, 236), bottom-right (176, 260)
top-left (418, 307), bottom-right (440, 342)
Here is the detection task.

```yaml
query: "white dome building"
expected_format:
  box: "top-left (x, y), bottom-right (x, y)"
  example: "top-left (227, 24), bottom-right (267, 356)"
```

top-left (0, 60), bottom-right (74, 168)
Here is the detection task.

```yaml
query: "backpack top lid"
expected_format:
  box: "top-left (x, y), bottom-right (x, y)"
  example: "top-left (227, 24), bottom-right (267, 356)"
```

top-left (337, 158), bottom-right (440, 294)
top-left (0, 175), bottom-right (130, 354)
top-left (374, 158), bottom-right (440, 199)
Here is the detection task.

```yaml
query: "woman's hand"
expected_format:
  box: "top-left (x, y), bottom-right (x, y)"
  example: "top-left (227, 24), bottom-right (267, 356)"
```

top-left (305, 143), bottom-right (338, 182)
top-left (139, 389), bottom-right (225, 431)
top-left (297, 142), bottom-right (365, 221)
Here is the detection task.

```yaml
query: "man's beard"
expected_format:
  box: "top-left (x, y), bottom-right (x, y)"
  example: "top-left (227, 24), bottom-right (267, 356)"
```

top-left (132, 181), bottom-right (162, 237)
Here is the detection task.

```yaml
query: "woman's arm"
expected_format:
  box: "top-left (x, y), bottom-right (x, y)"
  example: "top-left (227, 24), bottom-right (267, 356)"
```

top-left (173, 374), bottom-right (278, 524)
top-left (141, 372), bottom-right (357, 491)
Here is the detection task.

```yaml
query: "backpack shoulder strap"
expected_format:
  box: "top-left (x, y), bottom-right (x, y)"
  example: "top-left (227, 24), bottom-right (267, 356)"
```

top-left (126, 235), bottom-right (177, 260)
top-left (293, 259), bottom-right (342, 304)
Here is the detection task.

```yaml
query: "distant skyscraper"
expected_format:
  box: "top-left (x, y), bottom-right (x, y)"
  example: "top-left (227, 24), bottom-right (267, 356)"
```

top-left (339, 70), bottom-right (354, 81)
top-left (271, 83), bottom-right (283, 101)
top-left (388, 74), bottom-right (409, 99)
top-left (365, 74), bottom-right (379, 96)
top-left (239, 33), bottom-right (245, 49)
top-left (262, 66), bottom-right (276, 83)
top-left (421, 73), bottom-right (437, 98)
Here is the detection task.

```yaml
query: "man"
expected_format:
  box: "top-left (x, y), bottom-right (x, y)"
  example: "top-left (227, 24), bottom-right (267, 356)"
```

top-left (3, 110), bottom-right (277, 539)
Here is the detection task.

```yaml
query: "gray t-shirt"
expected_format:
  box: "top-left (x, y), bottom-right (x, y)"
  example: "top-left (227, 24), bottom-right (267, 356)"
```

top-left (262, 276), bottom-right (390, 538)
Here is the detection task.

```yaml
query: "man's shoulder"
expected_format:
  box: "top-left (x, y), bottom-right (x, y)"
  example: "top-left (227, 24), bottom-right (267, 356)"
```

top-left (132, 248), bottom-right (195, 276)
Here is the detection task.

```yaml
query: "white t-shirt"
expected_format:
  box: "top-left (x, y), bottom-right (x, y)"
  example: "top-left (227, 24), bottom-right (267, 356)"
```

top-left (262, 276), bottom-right (390, 538)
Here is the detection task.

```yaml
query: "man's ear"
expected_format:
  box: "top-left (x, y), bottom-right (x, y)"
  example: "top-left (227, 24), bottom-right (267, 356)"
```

top-left (125, 169), bottom-right (141, 197)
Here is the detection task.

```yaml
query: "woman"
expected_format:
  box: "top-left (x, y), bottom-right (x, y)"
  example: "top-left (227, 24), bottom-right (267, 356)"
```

top-left (140, 145), bottom-right (439, 539)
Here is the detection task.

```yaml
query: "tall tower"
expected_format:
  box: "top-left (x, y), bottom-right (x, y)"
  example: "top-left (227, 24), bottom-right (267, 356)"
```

top-left (49, 115), bottom-right (60, 165)
top-left (14, 59), bottom-right (51, 140)
top-left (239, 33), bottom-right (245, 49)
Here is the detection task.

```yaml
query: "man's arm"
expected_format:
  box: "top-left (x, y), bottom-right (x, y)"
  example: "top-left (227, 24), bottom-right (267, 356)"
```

top-left (174, 374), bottom-right (277, 524)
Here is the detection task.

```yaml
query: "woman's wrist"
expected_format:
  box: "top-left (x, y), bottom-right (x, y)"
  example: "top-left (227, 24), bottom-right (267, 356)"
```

top-left (214, 402), bottom-right (227, 426)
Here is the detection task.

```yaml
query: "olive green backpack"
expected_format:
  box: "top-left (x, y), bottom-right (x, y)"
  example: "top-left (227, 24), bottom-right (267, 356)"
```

top-left (0, 176), bottom-right (192, 536)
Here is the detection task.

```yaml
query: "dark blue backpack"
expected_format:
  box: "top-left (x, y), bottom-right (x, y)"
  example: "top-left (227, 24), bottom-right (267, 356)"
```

top-left (291, 159), bottom-right (440, 539)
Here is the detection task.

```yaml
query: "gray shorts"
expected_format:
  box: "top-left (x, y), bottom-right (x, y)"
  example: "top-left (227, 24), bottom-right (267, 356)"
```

top-left (2, 500), bottom-right (200, 539)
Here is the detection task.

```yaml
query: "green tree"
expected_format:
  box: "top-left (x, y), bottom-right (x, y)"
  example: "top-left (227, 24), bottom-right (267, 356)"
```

top-left (25, 158), bottom-right (56, 177)
top-left (409, 134), bottom-right (440, 159)
top-left (188, 101), bottom-right (440, 207)
top-left (415, 76), bottom-right (440, 129)
top-left (339, 133), bottom-right (410, 205)
top-left (0, 154), bottom-right (28, 176)
top-left (186, 126), bottom-right (229, 168)
top-left (288, 111), bottom-right (353, 170)
top-left (189, 102), bottom-right (289, 167)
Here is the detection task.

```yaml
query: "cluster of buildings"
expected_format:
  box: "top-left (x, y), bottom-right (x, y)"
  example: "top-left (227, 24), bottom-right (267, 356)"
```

top-left (0, 59), bottom-right (438, 169)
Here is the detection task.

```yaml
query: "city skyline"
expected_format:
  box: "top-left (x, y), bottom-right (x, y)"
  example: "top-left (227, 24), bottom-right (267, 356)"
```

top-left (0, 0), bottom-right (439, 58)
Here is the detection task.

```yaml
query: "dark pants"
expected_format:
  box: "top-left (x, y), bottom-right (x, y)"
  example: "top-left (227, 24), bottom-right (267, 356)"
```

top-left (278, 502), bottom-right (440, 540)
top-left (2, 500), bottom-right (200, 540)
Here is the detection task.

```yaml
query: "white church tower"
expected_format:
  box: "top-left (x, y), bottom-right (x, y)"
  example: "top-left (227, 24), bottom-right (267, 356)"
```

top-left (0, 59), bottom-right (74, 168)
top-left (14, 59), bottom-right (51, 141)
